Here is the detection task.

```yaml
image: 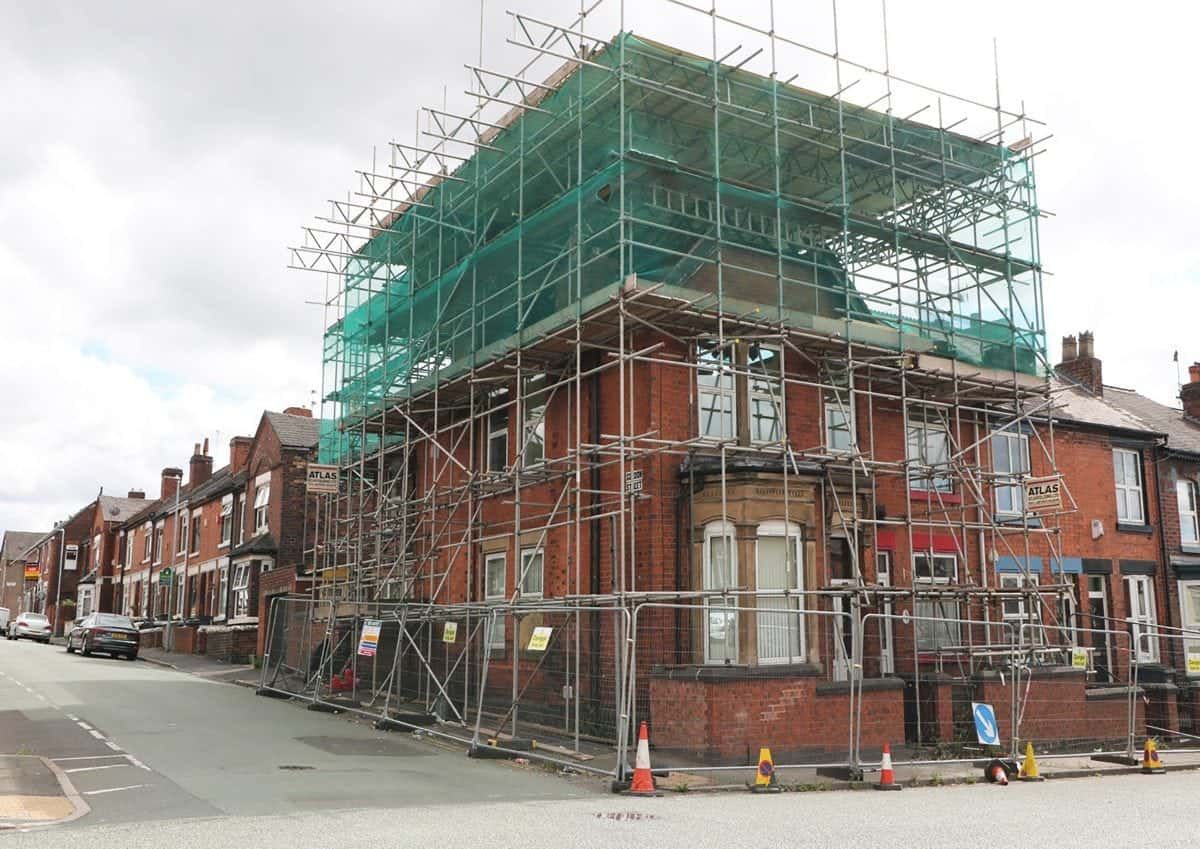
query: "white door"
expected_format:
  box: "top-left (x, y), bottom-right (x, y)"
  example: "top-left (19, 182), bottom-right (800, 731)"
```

top-left (1181, 582), bottom-right (1200, 677)
top-left (877, 552), bottom-right (895, 675)
top-left (1125, 575), bottom-right (1159, 663)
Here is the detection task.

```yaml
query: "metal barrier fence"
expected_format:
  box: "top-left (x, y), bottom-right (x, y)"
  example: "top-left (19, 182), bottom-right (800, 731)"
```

top-left (260, 593), bottom-right (1197, 782)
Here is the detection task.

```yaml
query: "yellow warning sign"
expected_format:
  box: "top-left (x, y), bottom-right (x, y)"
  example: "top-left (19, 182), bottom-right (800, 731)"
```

top-left (1187, 653), bottom-right (1200, 675)
top-left (1071, 647), bottom-right (1089, 670)
top-left (443, 621), bottom-right (458, 644)
top-left (527, 626), bottom-right (553, 652)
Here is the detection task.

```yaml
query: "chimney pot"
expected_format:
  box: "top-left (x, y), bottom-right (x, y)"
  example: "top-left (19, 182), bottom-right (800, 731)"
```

top-left (1183, 364), bottom-right (1200, 419)
top-left (127, 489), bottom-right (146, 500)
top-left (1078, 330), bottom-right (1094, 359)
top-left (1190, 363), bottom-right (1200, 385)
top-left (1061, 334), bottom-right (1077, 362)
top-left (1054, 331), bottom-right (1103, 396)
top-left (161, 467), bottom-right (183, 500)
top-left (203, 437), bottom-right (209, 455)
top-left (283, 406), bottom-right (313, 418)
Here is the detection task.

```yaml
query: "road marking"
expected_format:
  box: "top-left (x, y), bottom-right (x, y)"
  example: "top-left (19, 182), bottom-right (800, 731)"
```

top-left (76, 721), bottom-right (93, 730)
top-left (66, 714), bottom-right (79, 721)
top-left (64, 764), bottom-right (131, 774)
top-left (105, 741), bottom-right (122, 751)
top-left (83, 784), bottom-right (148, 796)
top-left (125, 755), bottom-right (152, 771)
top-left (54, 755), bottom-right (127, 762)
top-left (88, 729), bottom-right (105, 740)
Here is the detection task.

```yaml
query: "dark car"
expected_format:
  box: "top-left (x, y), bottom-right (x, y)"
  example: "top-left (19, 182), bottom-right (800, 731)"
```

top-left (66, 613), bottom-right (140, 660)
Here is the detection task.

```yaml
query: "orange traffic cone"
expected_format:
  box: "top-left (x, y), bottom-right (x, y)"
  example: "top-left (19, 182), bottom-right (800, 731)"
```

top-left (875, 742), bottom-right (902, 791)
top-left (624, 721), bottom-right (660, 797)
top-left (986, 759), bottom-right (1009, 786)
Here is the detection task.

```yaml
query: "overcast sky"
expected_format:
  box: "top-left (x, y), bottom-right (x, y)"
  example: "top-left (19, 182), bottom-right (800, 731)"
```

top-left (1, 0), bottom-right (1196, 533)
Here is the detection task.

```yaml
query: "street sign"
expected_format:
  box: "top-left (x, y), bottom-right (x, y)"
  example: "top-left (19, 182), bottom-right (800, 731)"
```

top-left (23, 565), bottom-right (38, 581)
top-left (624, 469), bottom-right (643, 495)
top-left (306, 463), bottom-right (340, 494)
top-left (64, 544), bottom-right (78, 572)
top-left (527, 626), bottom-right (553, 652)
top-left (971, 702), bottom-right (1001, 746)
top-left (358, 620), bottom-right (382, 657)
top-left (442, 621), bottom-right (458, 644)
top-left (1024, 476), bottom-right (1063, 512)
top-left (158, 568), bottom-right (174, 586)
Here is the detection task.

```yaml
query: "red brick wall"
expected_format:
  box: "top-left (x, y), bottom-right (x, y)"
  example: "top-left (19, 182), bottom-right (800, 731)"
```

top-left (649, 672), bottom-right (904, 764)
top-left (975, 670), bottom-right (1142, 745)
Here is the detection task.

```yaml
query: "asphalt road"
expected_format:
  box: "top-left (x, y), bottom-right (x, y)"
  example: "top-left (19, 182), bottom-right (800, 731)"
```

top-left (4, 637), bottom-right (1200, 848)
top-left (0, 637), bottom-right (593, 833)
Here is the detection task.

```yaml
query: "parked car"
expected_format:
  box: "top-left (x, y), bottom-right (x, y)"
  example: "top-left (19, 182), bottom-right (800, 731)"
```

top-left (0, 607), bottom-right (9, 634)
top-left (65, 613), bottom-right (140, 660)
top-left (7, 612), bottom-right (51, 643)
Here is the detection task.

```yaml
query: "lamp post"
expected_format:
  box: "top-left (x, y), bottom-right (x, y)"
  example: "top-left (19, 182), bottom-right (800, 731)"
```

top-left (50, 524), bottom-right (66, 637)
top-left (164, 470), bottom-right (183, 652)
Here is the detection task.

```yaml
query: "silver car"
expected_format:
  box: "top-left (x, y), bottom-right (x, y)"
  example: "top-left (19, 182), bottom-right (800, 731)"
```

top-left (7, 612), bottom-right (51, 643)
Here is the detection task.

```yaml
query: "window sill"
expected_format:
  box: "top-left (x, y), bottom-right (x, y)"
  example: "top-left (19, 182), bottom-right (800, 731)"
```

top-left (1181, 545), bottom-right (1200, 555)
top-left (218, 542), bottom-right (230, 549)
top-left (1116, 522), bottom-right (1154, 535)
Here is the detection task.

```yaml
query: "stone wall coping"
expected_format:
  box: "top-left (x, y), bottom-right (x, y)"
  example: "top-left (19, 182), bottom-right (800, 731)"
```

top-left (974, 665), bottom-right (1084, 682)
top-left (649, 663), bottom-right (822, 681)
top-left (1086, 686), bottom-right (1142, 701)
top-left (816, 677), bottom-right (905, 696)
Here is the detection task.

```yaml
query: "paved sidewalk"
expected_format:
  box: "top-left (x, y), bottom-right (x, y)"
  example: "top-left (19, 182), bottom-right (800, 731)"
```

top-left (137, 648), bottom-right (258, 687)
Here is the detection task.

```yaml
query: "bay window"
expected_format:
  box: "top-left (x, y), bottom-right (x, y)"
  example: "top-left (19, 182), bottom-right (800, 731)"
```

top-left (755, 521), bottom-right (803, 664)
top-left (703, 521), bottom-right (738, 663)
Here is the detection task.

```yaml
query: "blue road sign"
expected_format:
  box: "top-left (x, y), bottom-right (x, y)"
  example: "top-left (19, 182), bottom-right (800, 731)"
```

top-left (972, 702), bottom-right (1000, 746)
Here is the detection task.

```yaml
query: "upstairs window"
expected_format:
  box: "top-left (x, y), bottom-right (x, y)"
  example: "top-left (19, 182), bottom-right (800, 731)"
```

top-left (487, 389), bottom-right (509, 473)
top-left (824, 367), bottom-right (853, 454)
top-left (234, 494), bottom-right (245, 545)
top-left (231, 563), bottom-right (251, 618)
top-left (1113, 448), bottom-right (1145, 524)
top-left (143, 524), bottom-right (153, 562)
top-left (1178, 479), bottom-right (1199, 546)
top-left (177, 512), bottom-right (188, 555)
top-left (747, 344), bottom-right (782, 443)
top-left (253, 483), bottom-right (270, 533)
top-left (522, 374), bottom-right (548, 467)
top-left (219, 496), bottom-right (233, 547)
top-left (992, 428), bottom-right (1031, 516)
top-left (907, 416), bottom-right (952, 493)
top-left (484, 552), bottom-right (506, 651)
top-left (153, 524), bottom-right (164, 565)
top-left (190, 510), bottom-right (201, 554)
top-left (697, 342), bottom-right (736, 441)
top-left (520, 547), bottom-right (544, 597)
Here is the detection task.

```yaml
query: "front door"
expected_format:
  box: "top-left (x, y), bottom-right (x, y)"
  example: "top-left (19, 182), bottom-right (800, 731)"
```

top-left (877, 552), bottom-right (895, 675)
top-left (1088, 576), bottom-right (1113, 682)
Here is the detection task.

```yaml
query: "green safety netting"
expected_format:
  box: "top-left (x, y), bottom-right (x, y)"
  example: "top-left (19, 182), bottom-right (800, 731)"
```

top-left (320, 32), bottom-right (1043, 463)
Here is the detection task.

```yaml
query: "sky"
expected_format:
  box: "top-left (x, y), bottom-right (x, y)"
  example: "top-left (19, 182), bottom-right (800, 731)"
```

top-left (1, 0), bottom-right (1196, 533)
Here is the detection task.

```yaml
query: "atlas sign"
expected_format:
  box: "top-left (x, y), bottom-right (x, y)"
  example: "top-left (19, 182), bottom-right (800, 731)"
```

top-left (1024, 476), bottom-right (1063, 512)
top-left (306, 463), bottom-right (340, 494)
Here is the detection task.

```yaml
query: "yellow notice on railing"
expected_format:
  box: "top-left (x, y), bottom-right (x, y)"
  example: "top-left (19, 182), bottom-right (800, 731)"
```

top-left (527, 626), bottom-right (553, 652)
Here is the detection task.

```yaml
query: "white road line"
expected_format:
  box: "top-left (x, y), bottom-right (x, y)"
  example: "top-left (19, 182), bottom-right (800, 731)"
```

top-left (125, 755), bottom-right (152, 771)
top-left (66, 714), bottom-right (79, 721)
top-left (64, 764), bottom-right (131, 774)
top-left (88, 729), bottom-right (105, 740)
top-left (105, 741), bottom-right (122, 751)
top-left (54, 755), bottom-right (127, 762)
top-left (76, 721), bottom-right (93, 730)
top-left (83, 784), bottom-right (148, 796)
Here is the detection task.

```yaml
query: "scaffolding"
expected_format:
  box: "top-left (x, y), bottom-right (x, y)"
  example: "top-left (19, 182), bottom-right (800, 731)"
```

top-left (288, 0), bottom-right (1073, 769)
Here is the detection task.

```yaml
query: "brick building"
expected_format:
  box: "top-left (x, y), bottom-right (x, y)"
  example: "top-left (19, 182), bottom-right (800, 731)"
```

top-left (0, 530), bottom-right (42, 616)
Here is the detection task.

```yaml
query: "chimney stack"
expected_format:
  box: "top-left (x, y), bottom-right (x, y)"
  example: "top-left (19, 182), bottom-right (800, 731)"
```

top-left (1055, 329), bottom-right (1103, 397)
top-left (190, 440), bottom-right (214, 487)
top-left (1182, 362), bottom-right (1200, 420)
top-left (229, 436), bottom-right (254, 475)
top-left (161, 467), bottom-right (183, 500)
top-left (283, 406), bottom-right (313, 418)
top-left (127, 489), bottom-right (146, 500)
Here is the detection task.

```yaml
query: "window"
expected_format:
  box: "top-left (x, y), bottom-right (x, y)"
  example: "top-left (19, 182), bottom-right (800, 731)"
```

top-left (992, 429), bottom-right (1031, 516)
top-left (234, 494), bottom-right (245, 545)
top-left (697, 342), bottom-right (736, 441)
top-left (913, 553), bottom-right (959, 651)
top-left (1124, 574), bottom-right (1158, 663)
top-left (487, 389), bottom-right (509, 473)
top-left (153, 523), bottom-right (164, 565)
top-left (519, 547), bottom-right (544, 597)
top-left (521, 375), bottom-right (548, 467)
top-left (1178, 479), bottom-right (1199, 546)
top-left (231, 563), bottom-right (251, 618)
top-left (219, 496), bottom-right (233, 547)
top-left (177, 512), bottom-right (188, 554)
top-left (876, 551), bottom-right (895, 674)
top-left (999, 572), bottom-right (1041, 643)
top-left (1180, 581), bottom-right (1200, 677)
top-left (907, 417), bottom-right (952, 493)
top-left (77, 586), bottom-right (94, 618)
top-left (747, 344), bottom-right (782, 443)
top-left (823, 364), bottom-right (853, 453)
top-left (93, 534), bottom-right (101, 569)
top-left (253, 483), bottom-right (270, 533)
top-left (143, 523), bottom-right (153, 562)
top-left (190, 510), bottom-right (201, 554)
top-left (1113, 448), bottom-right (1145, 524)
top-left (755, 521), bottom-right (803, 664)
top-left (703, 521), bottom-right (738, 663)
top-left (217, 565), bottom-right (229, 618)
top-left (484, 552), bottom-right (506, 650)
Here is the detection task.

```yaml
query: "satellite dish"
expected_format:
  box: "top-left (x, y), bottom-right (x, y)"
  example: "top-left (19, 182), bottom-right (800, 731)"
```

top-left (108, 506), bottom-right (120, 517)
